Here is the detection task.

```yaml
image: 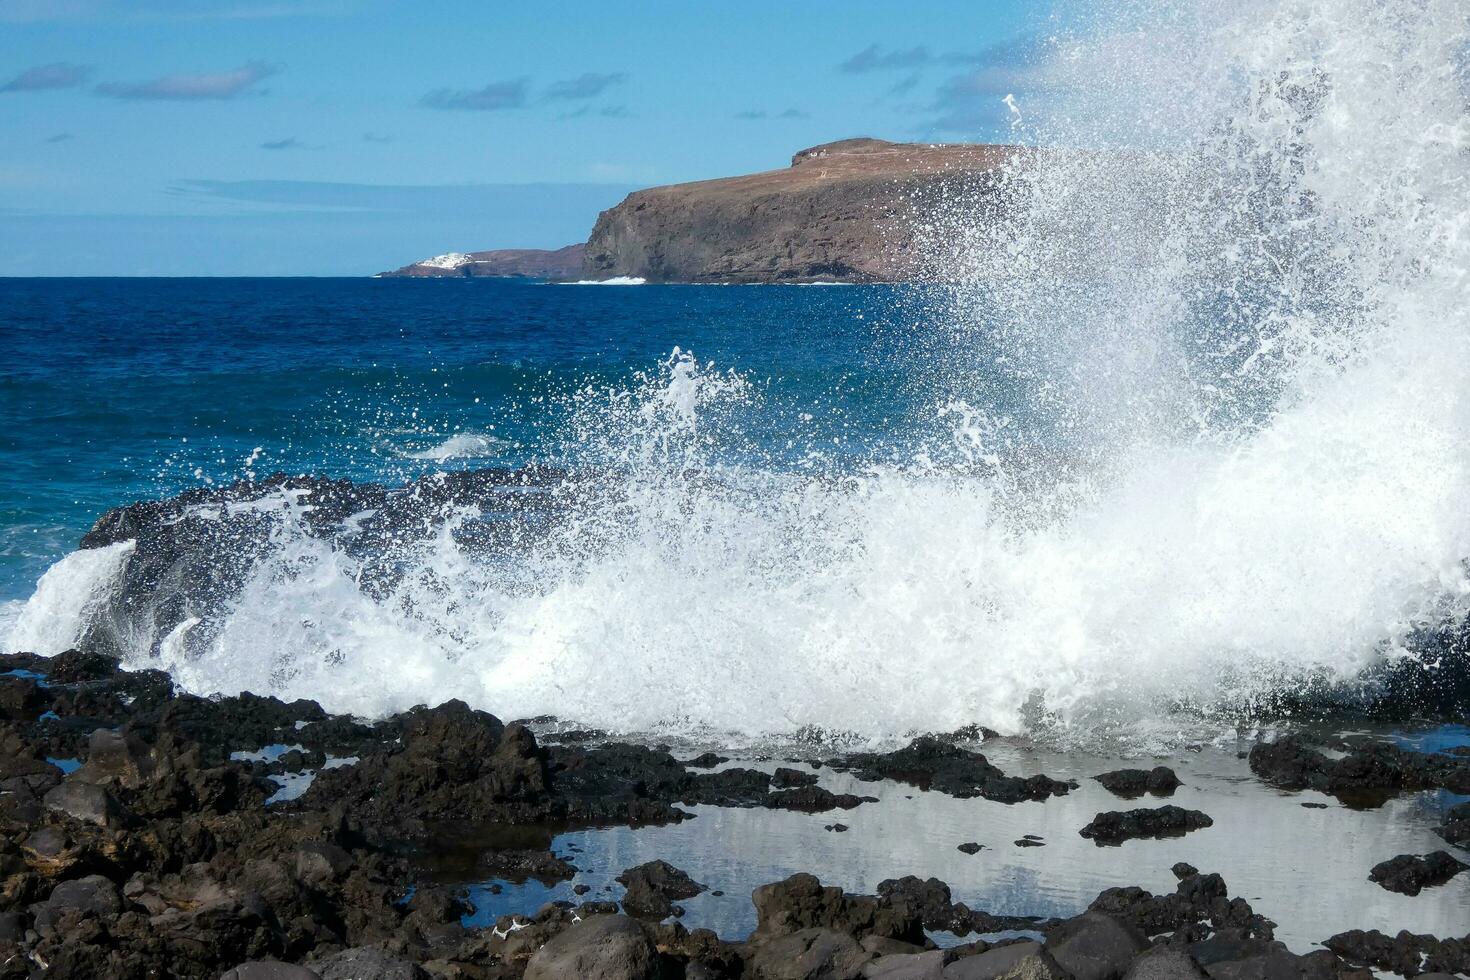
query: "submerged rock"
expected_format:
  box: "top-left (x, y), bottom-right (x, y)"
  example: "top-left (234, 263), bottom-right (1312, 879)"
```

top-left (1367, 851), bottom-right (1468, 896)
top-left (1079, 806), bottom-right (1213, 844)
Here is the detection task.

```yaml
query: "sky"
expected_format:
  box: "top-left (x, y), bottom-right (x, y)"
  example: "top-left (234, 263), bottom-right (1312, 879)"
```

top-left (0, 0), bottom-right (1060, 275)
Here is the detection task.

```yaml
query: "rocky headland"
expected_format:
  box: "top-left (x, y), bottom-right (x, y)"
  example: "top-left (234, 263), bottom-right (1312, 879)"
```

top-left (379, 139), bottom-right (1023, 284)
top-left (379, 245), bottom-right (586, 280)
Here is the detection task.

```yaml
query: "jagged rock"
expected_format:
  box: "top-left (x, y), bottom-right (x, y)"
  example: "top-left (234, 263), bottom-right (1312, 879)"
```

top-left (30, 874), bottom-right (121, 933)
top-left (1248, 735), bottom-right (1470, 805)
top-left (1121, 947), bottom-right (1211, 980)
top-left (1188, 935), bottom-right (1369, 980)
top-left (73, 727), bottom-right (156, 788)
top-left (1089, 870), bottom-right (1275, 941)
top-left (42, 779), bottom-right (129, 827)
top-left (310, 947), bottom-right (429, 980)
top-left (958, 842), bottom-right (983, 854)
top-left (746, 927), bottom-right (873, 980)
top-left (220, 965), bottom-right (323, 980)
top-left (616, 859), bottom-right (706, 919)
top-left (1324, 928), bottom-right (1470, 977)
top-left (1045, 912), bottom-right (1149, 980)
top-left (1094, 768), bottom-right (1181, 798)
top-left (832, 737), bottom-right (1075, 804)
top-left (944, 943), bottom-right (1068, 980)
top-left (522, 914), bottom-right (658, 980)
top-left (774, 767), bottom-right (821, 789)
top-left (753, 873), bottom-right (925, 945)
top-left (1367, 850), bottom-right (1468, 895)
top-left (863, 950), bottom-right (946, 979)
top-left (685, 752), bottom-right (729, 769)
top-left (1079, 806), bottom-right (1213, 844)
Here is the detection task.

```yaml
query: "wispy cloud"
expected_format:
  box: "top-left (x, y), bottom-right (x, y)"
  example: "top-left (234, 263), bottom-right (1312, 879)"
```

top-left (260, 137), bottom-right (303, 150)
top-left (362, 132), bottom-right (393, 144)
top-left (421, 77), bottom-right (528, 111)
top-left (887, 73), bottom-right (921, 98)
top-left (735, 108), bottom-right (809, 120)
top-left (839, 44), bottom-right (935, 73)
top-left (1, 62), bottom-right (93, 92)
top-left (544, 72), bottom-right (626, 101)
top-left (45, 132), bottom-right (73, 143)
top-left (923, 35), bottom-right (1058, 133)
top-left (95, 61), bottom-right (277, 100)
top-left (558, 103), bottom-right (633, 121)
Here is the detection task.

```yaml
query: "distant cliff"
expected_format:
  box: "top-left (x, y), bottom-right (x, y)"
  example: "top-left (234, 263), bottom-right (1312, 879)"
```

top-left (581, 138), bottom-right (1022, 283)
top-left (379, 244), bottom-right (585, 279)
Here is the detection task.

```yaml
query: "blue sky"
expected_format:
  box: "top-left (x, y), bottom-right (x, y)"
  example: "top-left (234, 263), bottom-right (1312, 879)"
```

top-left (1, 0), bottom-right (1057, 275)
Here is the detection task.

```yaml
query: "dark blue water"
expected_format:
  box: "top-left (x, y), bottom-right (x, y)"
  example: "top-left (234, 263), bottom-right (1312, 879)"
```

top-left (0, 277), bottom-right (962, 605)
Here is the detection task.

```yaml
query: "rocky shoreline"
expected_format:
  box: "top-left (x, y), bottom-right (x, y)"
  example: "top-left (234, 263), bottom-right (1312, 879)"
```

top-left (0, 649), bottom-right (1466, 978)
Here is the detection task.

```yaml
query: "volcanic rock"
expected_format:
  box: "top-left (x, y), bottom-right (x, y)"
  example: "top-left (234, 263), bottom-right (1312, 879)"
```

top-left (1079, 806), bottom-right (1213, 844)
top-left (1248, 735), bottom-right (1470, 805)
top-left (832, 737), bottom-right (1075, 803)
top-left (753, 873), bottom-right (925, 945)
top-left (1367, 851), bottom-right (1468, 896)
top-left (522, 914), bottom-right (658, 980)
top-left (1094, 767), bottom-right (1182, 798)
top-left (616, 859), bottom-right (706, 919)
top-left (1045, 912), bottom-right (1149, 980)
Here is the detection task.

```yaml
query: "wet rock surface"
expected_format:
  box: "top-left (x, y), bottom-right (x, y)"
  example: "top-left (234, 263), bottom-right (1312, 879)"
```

top-left (1248, 735), bottom-right (1470, 806)
top-left (1078, 807), bottom-right (1214, 845)
top-left (1094, 768), bottom-right (1181, 799)
top-left (1367, 851), bottom-right (1468, 896)
top-left (0, 649), bottom-right (1463, 978)
top-left (829, 736), bottom-right (1076, 804)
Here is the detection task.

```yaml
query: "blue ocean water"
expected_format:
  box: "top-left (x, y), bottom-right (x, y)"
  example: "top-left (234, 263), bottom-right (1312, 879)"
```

top-left (0, 277), bottom-right (961, 605)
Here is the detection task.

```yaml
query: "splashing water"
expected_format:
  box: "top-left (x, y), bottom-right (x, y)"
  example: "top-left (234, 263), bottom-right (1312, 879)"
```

top-left (9, 0), bottom-right (1470, 743)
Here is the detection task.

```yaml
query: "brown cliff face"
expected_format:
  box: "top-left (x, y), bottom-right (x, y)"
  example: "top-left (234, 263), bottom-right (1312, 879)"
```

top-left (379, 244), bottom-right (586, 279)
top-left (582, 139), bottom-right (1023, 283)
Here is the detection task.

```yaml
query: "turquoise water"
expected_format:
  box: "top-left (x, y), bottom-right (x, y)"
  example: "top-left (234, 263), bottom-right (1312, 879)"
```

top-left (0, 277), bottom-right (965, 604)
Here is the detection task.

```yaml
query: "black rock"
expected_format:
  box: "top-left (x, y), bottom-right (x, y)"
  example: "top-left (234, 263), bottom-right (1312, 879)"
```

top-left (523, 914), bottom-right (658, 980)
top-left (1367, 850), bottom-right (1468, 896)
top-left (772, 766), bottom-right (820, 789)
top-left (616, 860), bottom-right (706, 919)
top-left (1325, 928), bottom-right (1470, 977)
top-left (1094, 767), bottom-right (1181, 798)
top-left (957, 842), bottom-right (983, 854)
top-left (1249, 735), bottom-right (1470, 806)
top-left (684, 752), bottom-right (729, 769)
top-left (1080, 806), bottom-right (1213, 844)
top-left (1089, 869), bottom-right (1275, 941)
top-left (832, 736), bottom-right (1075, 803)
top-left (311, 947), bottom-right (428, 980)
top-left (752, 873), bottom-right (925, 945)
top-left (1046, 911), bottom-right (1149, 980)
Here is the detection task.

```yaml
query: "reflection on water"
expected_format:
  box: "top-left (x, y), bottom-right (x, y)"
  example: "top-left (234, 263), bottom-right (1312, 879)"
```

top-left (450, 731), bottom-right (1470, 952)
